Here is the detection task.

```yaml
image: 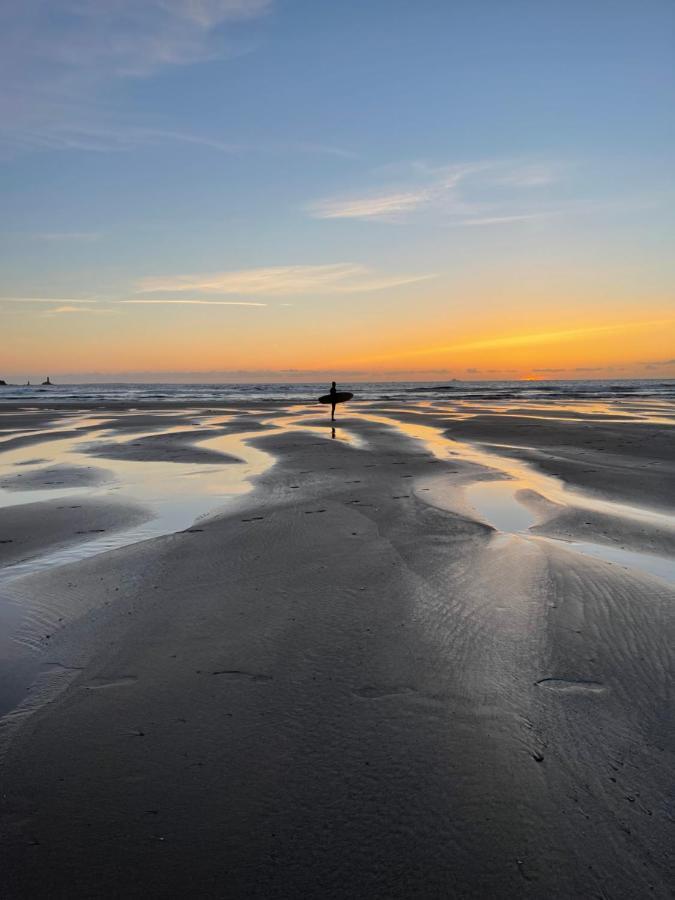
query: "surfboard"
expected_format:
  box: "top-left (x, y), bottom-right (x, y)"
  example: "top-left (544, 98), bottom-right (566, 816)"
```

top-left (318, 391), bottom-right (353, 404)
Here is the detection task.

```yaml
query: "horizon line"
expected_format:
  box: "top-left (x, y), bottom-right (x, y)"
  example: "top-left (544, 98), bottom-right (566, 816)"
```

top-left (1, 374), bottom-right (673, 385)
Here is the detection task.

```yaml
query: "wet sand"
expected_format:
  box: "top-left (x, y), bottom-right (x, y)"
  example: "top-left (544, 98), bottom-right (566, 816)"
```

top-left (0, 463), bottom-right (114, 491)
top-left (85, 431), bottom-right (244, 464)
top-left (0, 398), bottom-right (674, 898)
top-left (0, 496), bottom-right (151, 567)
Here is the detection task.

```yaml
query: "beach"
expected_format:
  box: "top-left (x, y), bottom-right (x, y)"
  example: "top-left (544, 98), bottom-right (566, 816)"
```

top-left (1, 389), bottom-right (674, 898)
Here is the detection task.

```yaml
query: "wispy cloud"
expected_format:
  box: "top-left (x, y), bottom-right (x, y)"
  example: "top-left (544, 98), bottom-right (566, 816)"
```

top-left (365, 319), bottom-right (675, 362)
top-left (533, 366), bottom-right (614, 374)
top-left (454, 212), bottom-right (554, 227)
top-left (8, 1), bottom-right (272, 79)
top-left (310, 190), bottom-right (431, 221)
top-left (451, 321), bottom-right (673, 354)
top-left (44, 305), bottom-right (116, 315)
top-left (153, 131), bottom-right (356, 159)
top-left (4, 123), bottom-right (354, 159)
top-left (0, 297), bottom-right (98, 304)
top-left (0, 1), bottom-right (274, 155)
top-left (135, 263), bottom-right (434, 296)
top-left (122, 299), bottom-right (266, 306)
top-left (307, 160), bottom-right (560, 224)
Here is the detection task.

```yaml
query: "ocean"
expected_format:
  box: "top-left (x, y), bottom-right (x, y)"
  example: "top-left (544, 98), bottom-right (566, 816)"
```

top-left (0, 378), bottom-right (673, 405)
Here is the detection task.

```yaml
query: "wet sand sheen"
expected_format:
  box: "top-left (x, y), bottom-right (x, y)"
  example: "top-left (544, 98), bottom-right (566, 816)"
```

top-left (463, 478), bottom-right (675, 585)
top-left (0, 398), bottom-right (674, 898)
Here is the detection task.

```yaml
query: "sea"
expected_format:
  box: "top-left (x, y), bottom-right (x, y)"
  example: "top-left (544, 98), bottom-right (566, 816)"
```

top-left (0, 379), bottom-right (673, 404)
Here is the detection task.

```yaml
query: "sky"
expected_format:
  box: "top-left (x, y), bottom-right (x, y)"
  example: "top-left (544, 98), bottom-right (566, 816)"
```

top-left (1, 0), bottom-right (674, 383)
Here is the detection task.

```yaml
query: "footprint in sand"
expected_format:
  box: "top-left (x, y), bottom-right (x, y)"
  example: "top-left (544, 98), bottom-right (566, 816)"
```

top-left (354, 684), bottom-right (416, 699)
top-left (535, 677), bottom-right (606, 694)
top-left (211, 669), bottom-right (272, 682)
top-left (86, 676), bottom-right (137, 690)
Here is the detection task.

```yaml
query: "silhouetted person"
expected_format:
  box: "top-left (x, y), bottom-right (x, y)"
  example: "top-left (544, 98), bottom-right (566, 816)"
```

top-left (329, 381), bottom-right (338, 421)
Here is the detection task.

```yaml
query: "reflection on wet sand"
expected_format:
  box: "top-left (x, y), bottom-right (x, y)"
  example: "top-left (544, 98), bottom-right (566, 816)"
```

top-left (0, 400), bottom-right (674, 588)
top-left (0, 407), bottom-right (367, 580)
top-left (348, 407), bottom-right (675, 586)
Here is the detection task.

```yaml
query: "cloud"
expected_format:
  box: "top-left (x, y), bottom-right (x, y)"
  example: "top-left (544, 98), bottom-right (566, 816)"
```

top-left (0, 297), bottom-right (98, 303)
top-left (47, 305), bottom-right (115, 314)
top-left (0, 1), bottom-right (273, 154)
top-left (455, 213), bottom-right (553, 227)
top-left (310, 190), bottom-right (431, 221)
top-left (307, 163), bottom-right (478, 222)
top-left (11, 1), bottom-right (272, 78)
top-left (135, 263), bottom-right (435, 296)
top-left (642, 358), bottom-right (675, 369)
top-left (4, 123), bottom-right (354, 158)
top-left (37, 366), bottom-right (498, 381)
top-left (307, 160), bottom-right (559, 224)
top-left (122, 299), bottom-right (266, 306)
top-left (366, 319), bottom-right (675, 362)
top-left (437, 320), bottom-right (674, 356)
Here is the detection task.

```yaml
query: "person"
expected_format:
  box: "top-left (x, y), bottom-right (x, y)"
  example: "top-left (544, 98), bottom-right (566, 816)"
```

top-left (329, 381), bottom-right (338, 421)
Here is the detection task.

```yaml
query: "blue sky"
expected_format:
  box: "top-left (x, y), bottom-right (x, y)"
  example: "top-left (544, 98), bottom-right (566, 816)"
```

top-left (1, 0), bottom-right (674, 380)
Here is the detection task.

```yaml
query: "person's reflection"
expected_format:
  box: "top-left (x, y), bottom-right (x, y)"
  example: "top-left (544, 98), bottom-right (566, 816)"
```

top-left (331, 427), bottom-right (336, 439)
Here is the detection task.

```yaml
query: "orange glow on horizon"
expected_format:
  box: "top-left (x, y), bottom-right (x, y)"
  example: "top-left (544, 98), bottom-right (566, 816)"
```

top-left (3, 288), bottom-right (674, 382)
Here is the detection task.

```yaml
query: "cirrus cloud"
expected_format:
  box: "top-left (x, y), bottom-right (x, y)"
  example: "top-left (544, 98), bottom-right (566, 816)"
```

top-left (135, 263), bottom-right (435, 296)
top-left (307, 160), bottom-right (560, 224)
top-left (0, 0), bottom-right (274, 155)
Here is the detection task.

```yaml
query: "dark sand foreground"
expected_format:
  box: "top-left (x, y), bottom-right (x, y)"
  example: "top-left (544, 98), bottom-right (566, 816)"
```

top-left (0, 400), bottom-right (674, 898)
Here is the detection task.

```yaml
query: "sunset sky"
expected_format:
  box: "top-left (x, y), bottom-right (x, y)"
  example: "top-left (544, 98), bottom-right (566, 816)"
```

top-left (1, 0), bottom-right (674, 382)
